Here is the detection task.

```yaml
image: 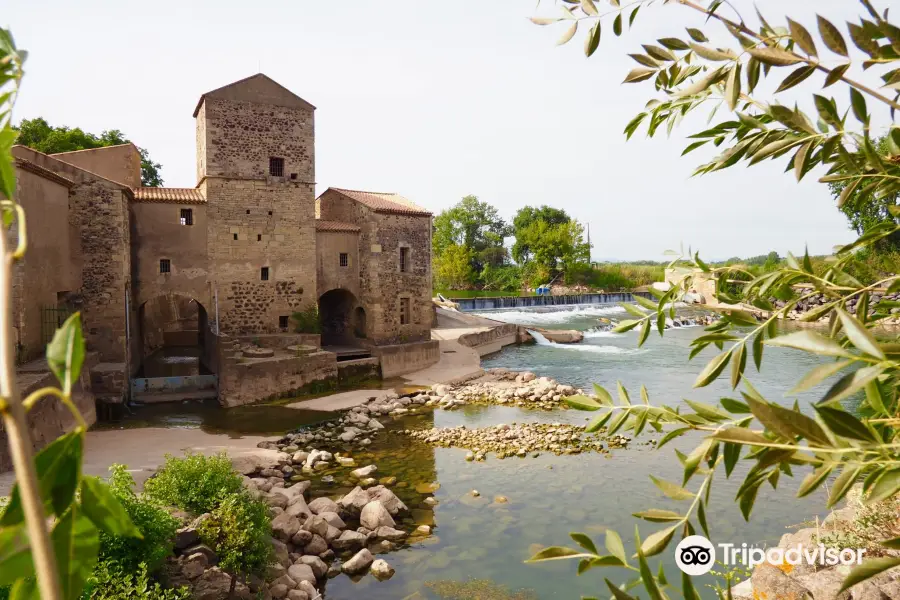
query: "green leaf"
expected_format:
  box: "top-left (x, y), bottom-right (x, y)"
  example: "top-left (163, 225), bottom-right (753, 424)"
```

top-left (697, 499), bottom-right (710, 538)
top-left (586, 411), bottom-right (612, 433)
top-left (557, 21), bottom-right (578, 46)
top-left (650, 475), bottom-right (694, 501)
top-left (721, 397), bottom-right (750, 413)
top-left (776, 65), bottom-right (815, 93)
top-left (578, 555), bottom-right (626, 573)
top-left (80, 477), bottom-right (142, 538)
top-left (815, 405), bottom-right (876, 442)
top-left (685, 399), bottom-right (730, 421)
top-left (0, 524), bottom-right (33, 586)
top-left (828, 466), bottom-right (862, 508)
top-left (787, 18), bottom-right (817, 56)
top-left (613, 13), bottom-right (622, 36)
top-left (724, 442), bottom-right (741, 476)
top-left (866, 469), bottom-right (900, 504)
top-left (592, 383), bottom-right (613, 405)
top-left (1, 431), bottom-right (83, 526)
top-left (835, 308), bottom-right (883, 358)
top-left (878, 536), bottom-right (900, 550)
top-left (747, 46), bottom-right (801, 66)
top-left (617, 381), bottom-right (631, 405)
top-left (711, 427), bottom-right (775, 447)
top-left (817, 15), bottom-right (849, 56)
top-left (570, 532), bottom-right (599, 555)
top-left (824, 63), bottom-right (850, 88)
top-left (636, 528), bottom-right (665, 600)
top-left (613, 319), bottom-right (641, 333)
top-left (584, 21), bottom-right (601, 57)
top-left (525, 546), bottom-right (590, 562)
top-left (725, 63), bottom-right (741, 110)
top-left (52, 505), bottom-right (100, 600)
top-left (686, 28), bottom-right (708, 43)
top-left (694, 350), bottom-right (731, 388)
top-left (656, 426), bottom-right (690, 449)
top-left (9, 578), bottom-right (38, 600)
top-left (838, 557), bottom-right (900, 593)
top-left (819, 366), bottom-right (885, 405)
top-left (764, 330), bottom-right (855, 358)
top-left (730, 342), bottom-right (746, 389)
top-left (605, 579), bottom-right (639, 600)
top-left (638, 318), bottom-right (651, 347)
top-left (689, 43), bottom-right (734, 61)
top-left (46, 312), bottom-right (86, 393)
top-left (864, 380), bottom-right (887, 415)
top-left (605, 529), bottom-right (627, 564)
top-left (640, 525), bottom-right (678, 557)
top-left (746, 396), bottom-right (832, 447)
top-left (752, 331), bottom-right (764, 371)
top-left (565, 394), bottom-right (603, 411)
top-left (682, 571), bottom-right (702, 600)
top-left (739, 479), bottom-right (762, 520)
top-left (632, 509), bottom-right (683, 522)
top-left (623, 68), bottom-right (656, 84)
top-left (789, 359), bottom-right (852, 394)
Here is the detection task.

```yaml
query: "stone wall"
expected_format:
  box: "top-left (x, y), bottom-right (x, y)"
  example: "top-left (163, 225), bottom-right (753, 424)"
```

top-left (374, 340), bottom-right (440, 378)
top-left (51, 144), bottom-right (142, 188)
top-left (217, 347), bottom-right (337, 408)
top-left (235, 333), bottom-right (320, 350)
top-left (457, 324), bottom-right (519, 356)
top-left (131, 201), bottom-right (209, 308)
top-left (315, 230), bottom-right (361, 299)
top-left (139, 294), bottom-right (200, 356)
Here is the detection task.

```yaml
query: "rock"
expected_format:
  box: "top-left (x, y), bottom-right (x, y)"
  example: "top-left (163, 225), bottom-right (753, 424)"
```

top-left (472, 490), bottom-right (480, 497)
top-left (379, 476), bottom-right (397, 486)
top-left (423, 497), bottom-right (438, 507)
top-left (337, 486), bottom-right (370, 515)
top-left (415, 482), bottom-right (440, 494)
top-left (342, 548), bottom-right (374, 575)
top-left (796, 569), bottom-right (851, 600)
top-left (308, 497), bottom-right (339, 515)
top-left (292, 451), bottom-right (309, 465)
top-left (270, 584), bottom-right (289, 599)
top-left (327, 564), bottom-right (341, 578)
top-left (273, 481), bottom-right (311, 505)
top-left (267, 563), bottom-right (287, 581)
top-left (291, 529), bottom-right (313, 547)
top-left (193, 567), bottom-right (251, 600)
top-left (181, 551), bottom-right (208, 579)
top-left (287, 563), bottom-right (316, 586)
top-left (287, 591), bottom-right (308, 600)
top-left (359, 477), bottom-right (377, 487)
top-left (416, 525), bottom-right (431, 535)
top-left (339, 430), bottom-right (358, 442)
top-left (297, 581), bottom-right (318, 600)
top-left (182, 543), bottom-right (217, 566)
top-left (351, 465), bottom-right (378, 479)
top-left (271, 513), bottom-right (302, 542)
top-left (270, 574), bottom-right (296, 590)
top-left (174, 527), bottom-right (200, 551)
top-left (301, 515), bottom-right (330, 538)
top-left (332, 529), bottom-right (367, 551)
top-left (360, 501), bottom-right (396, 530)
top-left (272, 538), bottom-right (291, 568)
top-left (370, 558), bottom-right (395, 580)
top-left (367, 485), bottom-right (408, 515)
top-left (368, 420), bottom-right (385, 430)
top-left (298, 555), bottom-right (328, 579)
top-left (318, 511), bottom-right (346, 529)
top-left (303, 534), bottom-right (328, 556)
top-left (266, 493), bottom-right (289, 509)
top-left (336, 456), bottom-right (356, 467)
top-left (751, 564), bottom-right (812, 600)
top-left (230, 449), bottom-right (290, 476)
top-left (494, 495), bottom-right (508, 504)
top-left (324, 524), bottom-right (342, 543)
top-left (374, 526), bottom-right (407, 542)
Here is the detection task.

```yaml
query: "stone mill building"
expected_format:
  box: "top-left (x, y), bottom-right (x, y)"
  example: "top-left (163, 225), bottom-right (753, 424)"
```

top-left (3, 74), bottom-right (437, 466)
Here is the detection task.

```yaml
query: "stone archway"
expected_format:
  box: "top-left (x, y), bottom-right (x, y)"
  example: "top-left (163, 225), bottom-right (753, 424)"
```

top-left (318, 289), bottom-right (364, 346)
top-left (137, 293), bottom-right (210, 377)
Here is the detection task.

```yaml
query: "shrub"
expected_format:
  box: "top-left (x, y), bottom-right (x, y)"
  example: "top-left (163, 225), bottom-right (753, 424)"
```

top-left (818, 489), bottom-right (900, 558)
top-left (99, 465), bottom-right (178, 571)
top-left (197, 492), bottom-right (272, 591)
top-left (291, 305), bottom-right (321, 334)
top-left (143, 452), bottom-right (242, 515)
top-left (82, 561), bottom-right (190, 600)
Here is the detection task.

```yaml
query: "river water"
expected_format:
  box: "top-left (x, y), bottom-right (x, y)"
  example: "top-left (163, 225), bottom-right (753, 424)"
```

top-left (120, 303), bottom-right (843, 599)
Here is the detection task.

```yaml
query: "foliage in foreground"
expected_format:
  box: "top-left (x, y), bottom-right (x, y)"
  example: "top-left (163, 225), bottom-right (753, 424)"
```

top-left (196, 493), bottom-right (272, 582)
top-left (81, 561), bottom-right (189, 600)
top-left (291, 304), bottom-right (321, 335)
top-left (142, 452), bottom-right (243, 516)
top-left (98, 465), bottom-right (178, 571)
top-left (527, 0), bottom-right (900, 597)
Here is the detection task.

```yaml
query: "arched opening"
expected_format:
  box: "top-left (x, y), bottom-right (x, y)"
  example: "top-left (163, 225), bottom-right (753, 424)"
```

top-left (137, 293), bottom-right (211, 377)
top-left (353, 306), bottom-right (367, 338)
top-left (318, 289), bottom-right (365, 347)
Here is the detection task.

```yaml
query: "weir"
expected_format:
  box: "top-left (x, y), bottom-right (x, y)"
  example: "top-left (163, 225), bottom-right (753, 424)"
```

top-left (451, 291), bottom-right (653, 311)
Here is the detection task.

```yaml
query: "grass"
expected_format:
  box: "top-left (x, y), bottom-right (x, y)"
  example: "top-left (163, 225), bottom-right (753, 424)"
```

top-left (437, 290), bottom-right (528, 299)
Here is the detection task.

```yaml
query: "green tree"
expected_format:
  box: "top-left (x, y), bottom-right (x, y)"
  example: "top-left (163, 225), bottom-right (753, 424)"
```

top-left (514, 213), bottom-right (589, 281)
top-left (434, 243), bottom-right (475, 290)
top-left (526, 1), bottom-right (900, 597)
top-left (15, 117), bottom-right (163, 187)
top-left (432, 195), bottom-right (511, 273)
top-left (511, 205), bottom-right (571, 264)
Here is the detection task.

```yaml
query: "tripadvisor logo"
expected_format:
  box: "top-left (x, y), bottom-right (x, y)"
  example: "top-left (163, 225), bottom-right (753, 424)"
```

top-left (674, 535), bottom-right (866, 575)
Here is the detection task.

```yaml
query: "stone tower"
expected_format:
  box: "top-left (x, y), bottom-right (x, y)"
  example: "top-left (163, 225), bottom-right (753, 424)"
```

top-left (194, 74), bottom-right (318, 334)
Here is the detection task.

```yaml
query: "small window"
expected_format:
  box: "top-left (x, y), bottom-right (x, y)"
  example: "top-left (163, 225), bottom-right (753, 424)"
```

top-left (233, 233), bottom-right (238, 241)
top-left (246, 209), bottom-right (250, 214)
top-left (269, 157), bottom-right (284, 177)
top-left (400, 247), bottom-right (410, 273)
top-left (261, 267), bottom-right (270, 281)
top-left (339, 253), bottom-right (349, 267)
top-left (257, 234), bottom-right (262, 242)
top-left (268, 211), bottom-right (273, 216)
top-left (279, 315), bottom-right (289, 331)
top-left (159, 259), bottom-right (171, 274)
top-left (400, 297), bottom-right (410, 325)
top-left (180, 208), bottom-right (193, 226)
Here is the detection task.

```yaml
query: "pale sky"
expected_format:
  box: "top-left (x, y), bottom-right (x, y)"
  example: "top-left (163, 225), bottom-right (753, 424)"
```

top-left (6, 0), bottom-right (877, 260)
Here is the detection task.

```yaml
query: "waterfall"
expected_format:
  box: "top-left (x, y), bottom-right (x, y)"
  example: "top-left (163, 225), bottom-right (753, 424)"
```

top-left (453, 292), bottom-right (653, 312)
top-left (526, 329), bottom-right (553, 346)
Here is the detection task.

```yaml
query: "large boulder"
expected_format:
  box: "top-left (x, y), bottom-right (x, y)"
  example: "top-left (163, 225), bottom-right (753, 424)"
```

top-left (370, 558), bottom-right (395, 581)
top-left (308, 497), bottom-right (339, 515)
top-left (271, 513), bottom-right (302, 542)
top-left (301, 515), bottom-right (329, 538)
top-left (318, 512), bottom-right (346, 530)
top-left (271, 538), bottom-right (291, 568)
top-left (230, 449), bottom-right (290, 476)
top-left (366, 485), bottom-right (408, 515)
top-left (192, 567), bottom-right (251, 600)
top-left (304, 534), bottom-right (328, 556)
top-left (298, 555), bottom-right (328, 579)
top-left (174, 527), bottom-right (200, 551)
top-left (360, 501), bottom-right (395, 530)
top-left (284, 495), bottom-right (312, 520)
top-left (331, 530), bottom-right (366, 551)
top-left (337, 486), bottom-right (371, 515)
top-left (374, 526), bottom-right (407, 542)
top-left (272, 481), bottom-right (311, 504)
top-left (286, 563), bottom-right (316, 586)
top-left (751, 564), bottom-right (811, 600)
top-left (341, 549), bottom-right (374, 575)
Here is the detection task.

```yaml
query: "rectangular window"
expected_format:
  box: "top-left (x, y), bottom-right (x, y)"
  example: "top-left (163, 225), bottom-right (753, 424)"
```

top-left (180, 208), bottom-right (193, 226)
top-left (257, 234), bottom-right (262, 242)
top-left (400, 297), bottom-right (410, 325)
top-left (269, 157), bottom-right (284, 177)
top-left (159, 259), bottom-right (171, 274)
top-left (233, 233), bottom-right (238, 241)
top-left (261, 267), bottom-right (270, 281)
top-left (279, 315), bottom-right (289, 331)
top-left (400, 247), bottom-right (410, 273)
top-left (339, 253), bottom-right (349, 267)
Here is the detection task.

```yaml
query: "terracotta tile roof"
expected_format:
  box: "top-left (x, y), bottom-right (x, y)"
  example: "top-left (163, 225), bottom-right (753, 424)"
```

top-left (133, 187), bottom-right (206, 204)
top-left (326, 187), bottom-right (431, 216)
top-left (14, 159), bottom-right (75, 188)
top-left (315, 220), bottom-right (361, 233)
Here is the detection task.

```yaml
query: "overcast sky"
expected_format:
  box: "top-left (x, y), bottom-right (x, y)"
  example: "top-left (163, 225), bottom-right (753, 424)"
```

top-left (6, 0), bottom-right (876, 260)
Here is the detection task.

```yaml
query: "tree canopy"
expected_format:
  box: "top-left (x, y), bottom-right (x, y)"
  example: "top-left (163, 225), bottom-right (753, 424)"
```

top-left (432, 195), bottom-right (511, 274)
top-left (15, 117), bottom-right (163, 187)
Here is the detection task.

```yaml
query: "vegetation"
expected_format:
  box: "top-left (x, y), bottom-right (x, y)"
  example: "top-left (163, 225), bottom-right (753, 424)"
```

top-left (81, 562), bottom-right (189, 600)
top-left (143, 452), bottom-right (243, 516)
top-left (98, 465), bottom-right (178, 571)
top-left (526, 0), bottom-right (900, 597)
top-left (15, 117), bottom-right (164, 187)
top-left (291, 304), bottom-right (321, 334)
top-left (424, 578), bottom-right (538, 600)
top-left (818, 490), bottom-right (900, 558)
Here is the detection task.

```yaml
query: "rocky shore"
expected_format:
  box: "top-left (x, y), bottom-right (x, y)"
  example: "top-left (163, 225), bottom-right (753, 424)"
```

top-left (778, 291), bottom-right (900, 325)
